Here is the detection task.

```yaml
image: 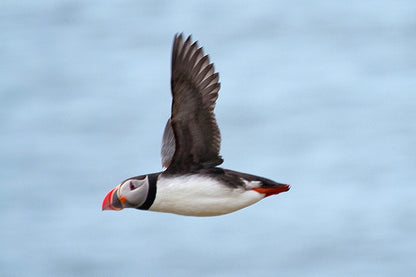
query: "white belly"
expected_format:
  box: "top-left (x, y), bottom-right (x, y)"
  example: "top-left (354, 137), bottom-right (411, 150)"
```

top-left (149, 174), bottom-right (263, 216)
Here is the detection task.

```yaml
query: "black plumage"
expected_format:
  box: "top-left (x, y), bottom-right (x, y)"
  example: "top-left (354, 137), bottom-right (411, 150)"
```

top-left (163, 34), bottom-right (223, 173)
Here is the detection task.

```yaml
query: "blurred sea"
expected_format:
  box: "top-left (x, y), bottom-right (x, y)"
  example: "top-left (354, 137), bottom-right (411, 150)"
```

top-left (1, 1), bottom-right (415, 276)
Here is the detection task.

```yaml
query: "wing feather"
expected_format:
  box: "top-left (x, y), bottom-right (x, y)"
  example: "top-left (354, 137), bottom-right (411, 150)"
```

top-left (164, 34), bottom-right (223, 173)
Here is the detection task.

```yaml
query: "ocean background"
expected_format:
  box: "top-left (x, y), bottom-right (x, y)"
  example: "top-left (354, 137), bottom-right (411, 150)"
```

top-left (1, 1), bottom-right (415, 276)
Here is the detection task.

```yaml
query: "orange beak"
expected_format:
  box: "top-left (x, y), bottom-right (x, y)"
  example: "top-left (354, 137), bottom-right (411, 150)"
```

top-left (102, 186), bottom-right (123, 211)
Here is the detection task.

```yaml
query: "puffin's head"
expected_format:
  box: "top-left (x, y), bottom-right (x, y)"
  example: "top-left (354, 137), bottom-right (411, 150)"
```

top-left (102, 175), bottom-right (150, 211)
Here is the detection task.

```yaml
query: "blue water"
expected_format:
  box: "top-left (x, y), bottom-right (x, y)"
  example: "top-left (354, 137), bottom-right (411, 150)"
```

top-left (1, 1), bottom-right (415, 276)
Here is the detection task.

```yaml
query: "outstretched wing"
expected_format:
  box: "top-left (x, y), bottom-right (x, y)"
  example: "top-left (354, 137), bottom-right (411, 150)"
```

top-left (163, 33), bottom-right (223, 173)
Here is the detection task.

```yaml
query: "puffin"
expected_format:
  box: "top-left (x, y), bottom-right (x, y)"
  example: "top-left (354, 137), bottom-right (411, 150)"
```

top-left (102, 33), bottom-right (290, 216)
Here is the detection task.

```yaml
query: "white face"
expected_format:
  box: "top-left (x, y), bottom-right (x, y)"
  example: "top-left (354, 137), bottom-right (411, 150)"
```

top-left (118, 175), bottom-right (150, 208)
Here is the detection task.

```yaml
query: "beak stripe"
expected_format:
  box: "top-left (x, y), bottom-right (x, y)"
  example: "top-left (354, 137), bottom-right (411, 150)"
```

top-left (111, 188), bottom-right (122, 210)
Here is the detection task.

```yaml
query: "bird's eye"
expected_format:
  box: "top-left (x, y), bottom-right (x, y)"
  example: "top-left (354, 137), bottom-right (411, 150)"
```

top-left (129, 181), bottom-right (135, 190)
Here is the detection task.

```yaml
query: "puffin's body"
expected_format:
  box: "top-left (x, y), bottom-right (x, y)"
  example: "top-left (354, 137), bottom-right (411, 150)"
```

top-left (102, 34), bottom-right (289, 216)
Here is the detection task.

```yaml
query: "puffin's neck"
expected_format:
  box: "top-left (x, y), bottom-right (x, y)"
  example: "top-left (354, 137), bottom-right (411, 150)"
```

top-left (136, 172), bottom-right (158, 210)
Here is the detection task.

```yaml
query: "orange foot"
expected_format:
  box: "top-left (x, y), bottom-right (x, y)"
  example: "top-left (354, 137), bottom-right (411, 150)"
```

top-left (252, 185), bottom-right (290, 197)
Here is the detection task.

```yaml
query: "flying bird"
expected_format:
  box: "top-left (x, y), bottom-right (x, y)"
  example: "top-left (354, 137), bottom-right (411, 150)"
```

top-left (102, 34), bottom-right (290, 216)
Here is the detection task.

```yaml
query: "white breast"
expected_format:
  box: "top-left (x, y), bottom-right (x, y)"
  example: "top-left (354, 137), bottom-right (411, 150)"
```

top-left (149, 174), bottom-right (263, 216)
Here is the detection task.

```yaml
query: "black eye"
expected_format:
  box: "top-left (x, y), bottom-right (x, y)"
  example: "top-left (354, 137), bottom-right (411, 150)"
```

top-left (129, 181), bottom-right (135, 190)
